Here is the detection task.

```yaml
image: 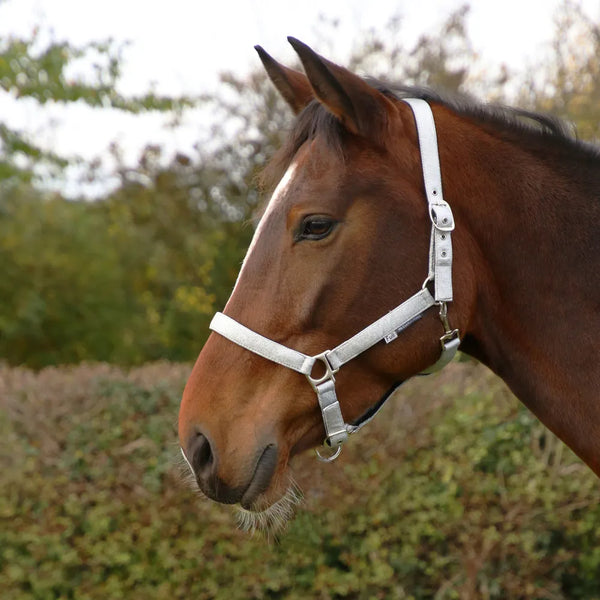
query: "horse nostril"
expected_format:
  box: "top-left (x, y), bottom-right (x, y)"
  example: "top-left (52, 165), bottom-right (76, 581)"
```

top-left (185, 431), bottom-right (243, 505)
top-left (189, 432), bottom-right (214, 477)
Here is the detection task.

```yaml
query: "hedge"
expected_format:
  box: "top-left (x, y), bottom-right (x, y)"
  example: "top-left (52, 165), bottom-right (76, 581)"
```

top-left (1, 361), bottom-right (599, 599)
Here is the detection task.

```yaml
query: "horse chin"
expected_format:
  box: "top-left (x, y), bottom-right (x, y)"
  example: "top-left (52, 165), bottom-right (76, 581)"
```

top-left (235, 475), bottom-right (303, 536)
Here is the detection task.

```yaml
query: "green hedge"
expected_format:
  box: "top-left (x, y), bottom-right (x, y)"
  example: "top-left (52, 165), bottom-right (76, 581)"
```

top-left (1, 362), bottom-right (599, 599)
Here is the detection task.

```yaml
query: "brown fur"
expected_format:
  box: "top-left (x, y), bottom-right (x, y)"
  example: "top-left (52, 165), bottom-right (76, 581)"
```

top-left (179, 41), bottom-right (600, 516)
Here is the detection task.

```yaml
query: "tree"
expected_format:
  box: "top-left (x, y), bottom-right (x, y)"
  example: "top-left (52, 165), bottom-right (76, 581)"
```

top-left (0, 28), bottom-right (196, 186)
top-left (518, 0), bottom-right (600, 140)
top-left (0, 185), bottom-right (137, 366)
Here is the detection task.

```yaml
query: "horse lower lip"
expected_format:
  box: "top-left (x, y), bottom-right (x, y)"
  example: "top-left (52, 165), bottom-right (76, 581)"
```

top-left (240, 444), bottom-right (278, 510)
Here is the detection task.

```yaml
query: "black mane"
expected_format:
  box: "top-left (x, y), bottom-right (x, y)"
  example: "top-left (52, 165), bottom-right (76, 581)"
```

top-left (262, 81), bottom-right (600, 189)
top-left (380, 82), bottom-right (600, 160)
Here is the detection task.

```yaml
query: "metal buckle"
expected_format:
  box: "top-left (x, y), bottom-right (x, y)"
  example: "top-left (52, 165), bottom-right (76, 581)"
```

top-left (307, 351), bottom-right (345, 462)
top-left (306, 351), bottom-right (338, 392)
top-left (429, 201), bottom-right (455, 232)
top-left (440, 328), bottom-right (460, 349)
top-left (438, 302), bottom-right (451, 332)
top-left (438, 302), bottom-right (459, 349)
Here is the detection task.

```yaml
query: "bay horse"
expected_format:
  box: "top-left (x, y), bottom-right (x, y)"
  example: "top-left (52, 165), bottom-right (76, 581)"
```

top-left (179, 38), bottom-right (600, 531)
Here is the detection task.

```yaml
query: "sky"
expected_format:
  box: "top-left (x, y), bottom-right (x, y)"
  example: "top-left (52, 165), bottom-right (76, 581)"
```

top-left (0, 0), bottom-right (599, 195)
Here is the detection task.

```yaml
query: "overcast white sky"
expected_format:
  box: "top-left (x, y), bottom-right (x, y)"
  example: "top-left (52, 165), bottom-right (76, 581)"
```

top-left (0, 0), bottom-right (598, 195)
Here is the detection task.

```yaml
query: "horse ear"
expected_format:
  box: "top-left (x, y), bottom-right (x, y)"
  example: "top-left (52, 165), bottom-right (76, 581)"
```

top-left (255, 45), bottom-right (314, 114)
top-left (287, 37), bottom-right (396, 139)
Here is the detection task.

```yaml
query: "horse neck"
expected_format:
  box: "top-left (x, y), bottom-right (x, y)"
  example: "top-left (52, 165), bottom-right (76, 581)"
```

top-left (442, 114), bottom-right (600, 473)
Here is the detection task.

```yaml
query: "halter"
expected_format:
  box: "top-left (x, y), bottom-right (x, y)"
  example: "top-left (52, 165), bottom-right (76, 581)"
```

top-left (209, 99), bottom-right (460, 461)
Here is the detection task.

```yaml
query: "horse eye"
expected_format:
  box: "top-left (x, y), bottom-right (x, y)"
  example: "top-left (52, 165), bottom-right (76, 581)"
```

top-left (298, 216), bottom-right (336, 241)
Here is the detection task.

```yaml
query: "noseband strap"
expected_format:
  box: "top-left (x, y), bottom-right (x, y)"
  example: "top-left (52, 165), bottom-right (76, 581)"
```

top-left (208, 311), bottom-right (315, 375)
top-left (209, 99), bottom-right (460, 460)
top-left (210, 287), bottom-right (436, 377)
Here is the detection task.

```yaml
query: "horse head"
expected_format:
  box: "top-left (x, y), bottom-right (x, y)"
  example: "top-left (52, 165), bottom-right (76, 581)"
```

top-left (178, 38), bottom-right (476, 528)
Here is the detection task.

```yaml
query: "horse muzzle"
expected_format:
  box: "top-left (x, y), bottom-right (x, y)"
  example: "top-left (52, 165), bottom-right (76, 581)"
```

top-left (182, 432), bottom-right (279, 509)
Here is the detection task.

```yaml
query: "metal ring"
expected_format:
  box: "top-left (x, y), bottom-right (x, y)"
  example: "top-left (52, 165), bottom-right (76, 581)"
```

top-left (315, 444), bottom-right (342, 463)
top-left (306, 351), bottom-right (338, 392)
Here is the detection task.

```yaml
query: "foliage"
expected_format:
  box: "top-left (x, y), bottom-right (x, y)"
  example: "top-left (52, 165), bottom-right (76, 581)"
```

top-left (518, 0), bottom-right (600, 141)
top-left (1, 361), bottom-right (599, 599)
top-left (0, 28), bottom-right (196, 184)
top-left (350, 5), bottom-right (491, 94)
top-left (0, 169), bottom-right (252, 367)
top-left (101, 147), bottom-right (256, 362)
top-left (0, 186), bottom-right (140, 365)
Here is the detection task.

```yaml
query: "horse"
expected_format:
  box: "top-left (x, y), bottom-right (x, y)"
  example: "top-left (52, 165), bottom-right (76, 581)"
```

top-left (178, 38), bottom-right (600, 532)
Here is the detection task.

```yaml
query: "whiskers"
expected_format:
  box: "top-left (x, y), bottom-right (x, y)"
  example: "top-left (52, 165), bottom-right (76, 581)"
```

top-left (176, 446), bottom-right (208, 499)
top-left (174, 446), bottom-right (302, 536)
top-left (236, 478), bottom-right (303, 538)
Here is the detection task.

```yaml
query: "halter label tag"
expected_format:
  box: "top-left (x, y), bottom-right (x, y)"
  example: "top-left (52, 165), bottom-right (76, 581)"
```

top-left (384, 331), bottom-right (398, 344)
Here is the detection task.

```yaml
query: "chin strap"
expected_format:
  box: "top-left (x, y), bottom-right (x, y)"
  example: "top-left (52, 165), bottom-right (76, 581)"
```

top-left (209, 98), bottom-right (460, 461)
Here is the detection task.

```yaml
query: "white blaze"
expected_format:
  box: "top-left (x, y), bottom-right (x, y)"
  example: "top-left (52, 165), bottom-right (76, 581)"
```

top-left (230, 160), bottom-right (299, 295)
